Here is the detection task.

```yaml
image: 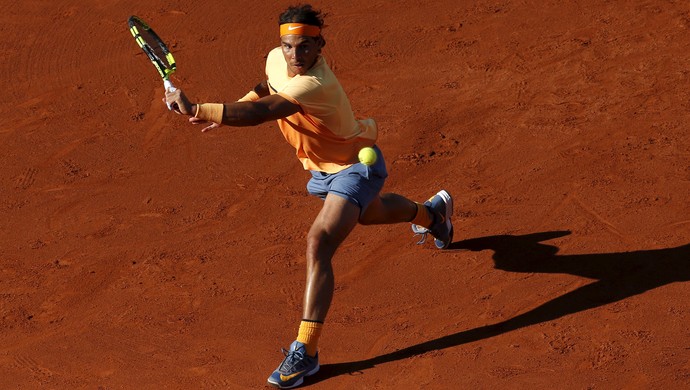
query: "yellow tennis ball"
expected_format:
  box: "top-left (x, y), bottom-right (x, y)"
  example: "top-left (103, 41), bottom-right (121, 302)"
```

top-left (358, 147), bottom-right (377, 166)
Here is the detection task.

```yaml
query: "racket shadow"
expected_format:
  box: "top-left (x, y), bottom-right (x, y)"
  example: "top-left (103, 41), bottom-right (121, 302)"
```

top-left (309, 230), bottom-right (690, 384)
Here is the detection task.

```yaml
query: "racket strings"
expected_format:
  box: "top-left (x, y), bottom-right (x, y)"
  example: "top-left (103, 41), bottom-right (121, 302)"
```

top-left (129, 16), bottom-right (176, 80)
top-left (130, 19), bottom-right (175, 72)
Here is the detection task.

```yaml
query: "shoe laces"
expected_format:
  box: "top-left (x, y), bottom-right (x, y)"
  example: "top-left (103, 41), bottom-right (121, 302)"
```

top-left (412, 224), bottom-right (431, 245)
top-left (412, 203), bottom-right (445, 245)
top-left (278, 347), bottom-right (309, 372)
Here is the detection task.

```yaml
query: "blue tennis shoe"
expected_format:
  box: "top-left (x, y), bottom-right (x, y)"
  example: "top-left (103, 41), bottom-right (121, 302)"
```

top-left (267, 341), bottom-right (319, 389)
top-left (411, 190), bottom-right (454, 249)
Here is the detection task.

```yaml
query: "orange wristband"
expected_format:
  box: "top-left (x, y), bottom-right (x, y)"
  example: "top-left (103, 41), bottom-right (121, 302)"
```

top-left (195, 103), bottom-right (224, 123)
top-left (237, 90), bottom-right (260, 102)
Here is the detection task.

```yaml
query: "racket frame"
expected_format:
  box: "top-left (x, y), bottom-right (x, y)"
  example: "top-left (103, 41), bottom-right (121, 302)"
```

top-left (128, 15), bottom-right (178, 108)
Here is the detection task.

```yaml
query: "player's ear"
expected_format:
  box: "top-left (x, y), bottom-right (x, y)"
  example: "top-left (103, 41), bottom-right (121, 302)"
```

top-left (317, 35), bottom-right (326, 50)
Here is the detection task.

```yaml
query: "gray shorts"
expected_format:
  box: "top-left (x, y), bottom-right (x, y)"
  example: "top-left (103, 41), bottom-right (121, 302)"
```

top-left (306, 145), bottom-right (388, 213)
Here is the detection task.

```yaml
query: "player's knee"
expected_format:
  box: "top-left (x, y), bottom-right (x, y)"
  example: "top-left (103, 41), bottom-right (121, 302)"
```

top-left (358, 213), bottom-right (376, 225)
top-left (306, 229), bottom-right (338, 251)
top-left (358, 200), bottom-right (382, 225)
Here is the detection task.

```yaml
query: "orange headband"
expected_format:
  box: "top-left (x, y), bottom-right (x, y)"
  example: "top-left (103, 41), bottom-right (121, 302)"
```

top-left (280, 23), bottom-right (321, 37)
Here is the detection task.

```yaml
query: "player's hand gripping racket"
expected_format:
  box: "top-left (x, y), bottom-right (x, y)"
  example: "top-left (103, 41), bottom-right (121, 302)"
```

top-left (128, 15), bottom-right (177, 110)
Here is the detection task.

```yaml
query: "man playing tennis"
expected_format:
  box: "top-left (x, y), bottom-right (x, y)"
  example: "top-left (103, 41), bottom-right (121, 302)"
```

top-left (165, 4), bottom-right (453, 388)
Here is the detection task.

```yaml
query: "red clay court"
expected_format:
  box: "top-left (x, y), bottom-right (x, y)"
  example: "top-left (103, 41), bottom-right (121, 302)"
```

top-left (2, 1), bottom-right (690, 388)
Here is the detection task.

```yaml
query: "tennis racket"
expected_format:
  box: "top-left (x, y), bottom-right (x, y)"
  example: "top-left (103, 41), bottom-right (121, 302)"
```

top-left (128, 15), bottom-right (177, 110)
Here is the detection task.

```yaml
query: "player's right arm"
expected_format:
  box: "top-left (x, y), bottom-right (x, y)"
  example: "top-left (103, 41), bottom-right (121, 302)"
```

top-left (253, 81), bottom-right (270, 99)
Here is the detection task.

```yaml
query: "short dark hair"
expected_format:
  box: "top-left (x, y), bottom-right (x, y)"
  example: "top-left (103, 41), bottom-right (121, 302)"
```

top-left (279, 4), bottom-right (324, 28)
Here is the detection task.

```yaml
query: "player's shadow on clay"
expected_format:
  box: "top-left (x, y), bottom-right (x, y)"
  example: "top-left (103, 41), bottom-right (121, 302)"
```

top-left (311, 230), bottom-right (690, 384)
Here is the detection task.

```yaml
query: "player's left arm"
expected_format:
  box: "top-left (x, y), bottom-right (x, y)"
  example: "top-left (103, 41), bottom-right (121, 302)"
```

top-left (164, 87), bottom-right (300, 131)
top-left (215, 94), bottom-right (300, 126)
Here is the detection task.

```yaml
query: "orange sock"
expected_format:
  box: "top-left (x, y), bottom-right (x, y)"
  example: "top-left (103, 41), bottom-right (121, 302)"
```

top-left (410, 202), bottom-right (433, 228)
top-left (296, 320), bottom-right (322, 357)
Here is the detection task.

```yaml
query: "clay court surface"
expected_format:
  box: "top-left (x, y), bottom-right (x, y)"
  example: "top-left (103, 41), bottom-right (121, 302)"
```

top-left (2, 1), bottom-right (690, 388)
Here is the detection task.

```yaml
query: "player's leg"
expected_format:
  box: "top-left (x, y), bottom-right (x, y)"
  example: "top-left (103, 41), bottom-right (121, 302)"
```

top-left (352, 145), bottom-right (452, 248)
top-left (268, 193), bottom-right (359, 389)
top-left (303, 193), bottom-right (360, 321)
top-left (358, 192), bottom-right (417, 225)
top-left (360, 190), bottom-right (454, 249)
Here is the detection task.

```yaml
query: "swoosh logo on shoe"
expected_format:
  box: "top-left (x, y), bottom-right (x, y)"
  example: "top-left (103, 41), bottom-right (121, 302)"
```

top-left (280, 371), bottom-right (305, 382)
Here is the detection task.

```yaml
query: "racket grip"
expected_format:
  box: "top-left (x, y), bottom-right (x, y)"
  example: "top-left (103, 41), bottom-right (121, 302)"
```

top-left (164, 79), bottom-right (177, 110)
top-left (164, 79), bottom-right (176, 92)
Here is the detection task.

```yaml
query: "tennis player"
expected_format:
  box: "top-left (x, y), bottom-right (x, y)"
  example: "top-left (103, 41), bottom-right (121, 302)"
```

top-left (165, 4), bottom-right (453, 388)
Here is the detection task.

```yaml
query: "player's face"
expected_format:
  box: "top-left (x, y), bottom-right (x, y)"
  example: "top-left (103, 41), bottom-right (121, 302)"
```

top-left (281, 35), bottom-right (322, 76)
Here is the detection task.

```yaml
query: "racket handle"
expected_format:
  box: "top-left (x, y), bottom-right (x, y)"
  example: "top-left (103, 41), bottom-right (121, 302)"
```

top-left (164, 79), bottom-right (177, 110)
top-left (164, 79), bottom-right (176, 92)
